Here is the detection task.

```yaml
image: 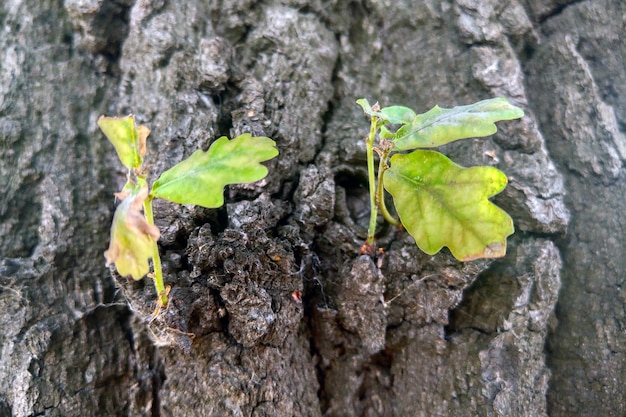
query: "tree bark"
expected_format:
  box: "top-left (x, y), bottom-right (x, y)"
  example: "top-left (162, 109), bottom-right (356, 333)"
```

top-left (0, 1), bottom-right (623, 416)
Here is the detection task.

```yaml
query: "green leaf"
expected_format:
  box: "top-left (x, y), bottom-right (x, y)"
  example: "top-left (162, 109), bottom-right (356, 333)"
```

top-left (151, 134), bottom-right (279, 208)
top-left (98, 115), bottom-right (149, 169)
top-left (379, 125), bottom-right (395, 140)
top-left (393, 97), bottom-right (524, 151)
top-left (356, 98), bottom-right (416, 125)
top-left (379, 105), bottom-right (416, 125)
top-left (356, 98), bottom-right (377, 117)
top-left (104, 186), bottom-right (160, 280)
top-left (383, 150), bottom-right (514, 261)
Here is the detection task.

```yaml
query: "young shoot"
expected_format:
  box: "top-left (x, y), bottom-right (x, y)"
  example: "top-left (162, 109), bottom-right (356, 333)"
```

top-left (356, 97), bottom-right (524, 261)
top-left (99, 115), bottom-right (278, 308)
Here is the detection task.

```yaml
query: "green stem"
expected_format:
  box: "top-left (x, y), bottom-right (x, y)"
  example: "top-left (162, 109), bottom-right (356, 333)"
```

top-left (376, 151), bottom-right (400, 227)
top-left (365, 116), bottom-right (378, 248)
top-left (143, 195), bottom-right (168, 307)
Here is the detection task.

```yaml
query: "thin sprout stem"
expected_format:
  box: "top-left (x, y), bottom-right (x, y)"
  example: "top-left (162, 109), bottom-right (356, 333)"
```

top-left (376, 151), bottom-right (400, 227)
top-left (143, 195), bottom-right (168, 307)
top-left (365, 116), bottom-right (379, 247)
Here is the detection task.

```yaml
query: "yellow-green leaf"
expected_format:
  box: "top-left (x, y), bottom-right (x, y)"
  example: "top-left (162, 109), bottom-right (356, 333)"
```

top-left (151, 134), bottom-right (279, 208)
top-left (98, 115), bottom-right (149, 169)
top-left (104, 187), bottom-right (159, 280)
top-left (383, 150), bottom-right (514, 261)
top-left (393, 97), bottom-right (524, 151)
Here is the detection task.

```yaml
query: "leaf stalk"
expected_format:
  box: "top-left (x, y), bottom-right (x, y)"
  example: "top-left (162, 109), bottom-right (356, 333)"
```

top-left (376, 148), bottom-right (400, 227)
top-left (143, 195), bottom-right (168, 307)
top-left (365, 116), bottom-right (379, 250)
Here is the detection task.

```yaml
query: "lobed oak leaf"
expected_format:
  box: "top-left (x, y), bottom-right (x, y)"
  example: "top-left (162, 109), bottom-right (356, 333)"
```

top-left (383, 150), bottom-right (514, 261)
top-left (104, 187), bottom-right (160, 280)
top-left (393, 97), bottom-right (524, 151)
top-left (151, 133), bottom-right (278, 208)
top-left (98, 115), bottom-right (150, 170)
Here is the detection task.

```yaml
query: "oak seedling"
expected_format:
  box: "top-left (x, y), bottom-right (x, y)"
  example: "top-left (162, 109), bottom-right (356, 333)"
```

top-left (356, 97), bottom-right (524, 261)
top-left (99, 115), bottom-right (278, 307)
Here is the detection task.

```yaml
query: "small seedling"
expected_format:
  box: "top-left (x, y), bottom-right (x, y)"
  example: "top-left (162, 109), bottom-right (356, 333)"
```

top-left (356, 97), bottom-right (524, 261)
top-left (99, 115), bottom-right (278, 307)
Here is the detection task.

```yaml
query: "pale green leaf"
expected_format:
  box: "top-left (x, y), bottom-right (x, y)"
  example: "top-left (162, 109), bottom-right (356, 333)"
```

top-left (151, 134), bottom-right (279, 208)
top-left (379, 105), bottom-right (416, 125)
top-left (393, 97), bottom-right (524, 151)
top-left (356, 98), bottom-right (377, 117)
top-left (356, 99), bottom-right (416, 125)
top-left (98, 115), bottom-right (148, 169)
top-left (383, 150), bottom-right (514, 261)
top-left (379, 125), bottom-right (395, 140)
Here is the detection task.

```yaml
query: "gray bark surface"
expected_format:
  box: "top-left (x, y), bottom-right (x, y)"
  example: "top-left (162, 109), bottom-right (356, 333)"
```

top-left (0, 1), bottom-right (623, 416)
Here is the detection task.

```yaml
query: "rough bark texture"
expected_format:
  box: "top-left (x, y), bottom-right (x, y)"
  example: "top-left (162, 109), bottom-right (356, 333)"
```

top-left (0, 1), bottom-right (624, 416)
